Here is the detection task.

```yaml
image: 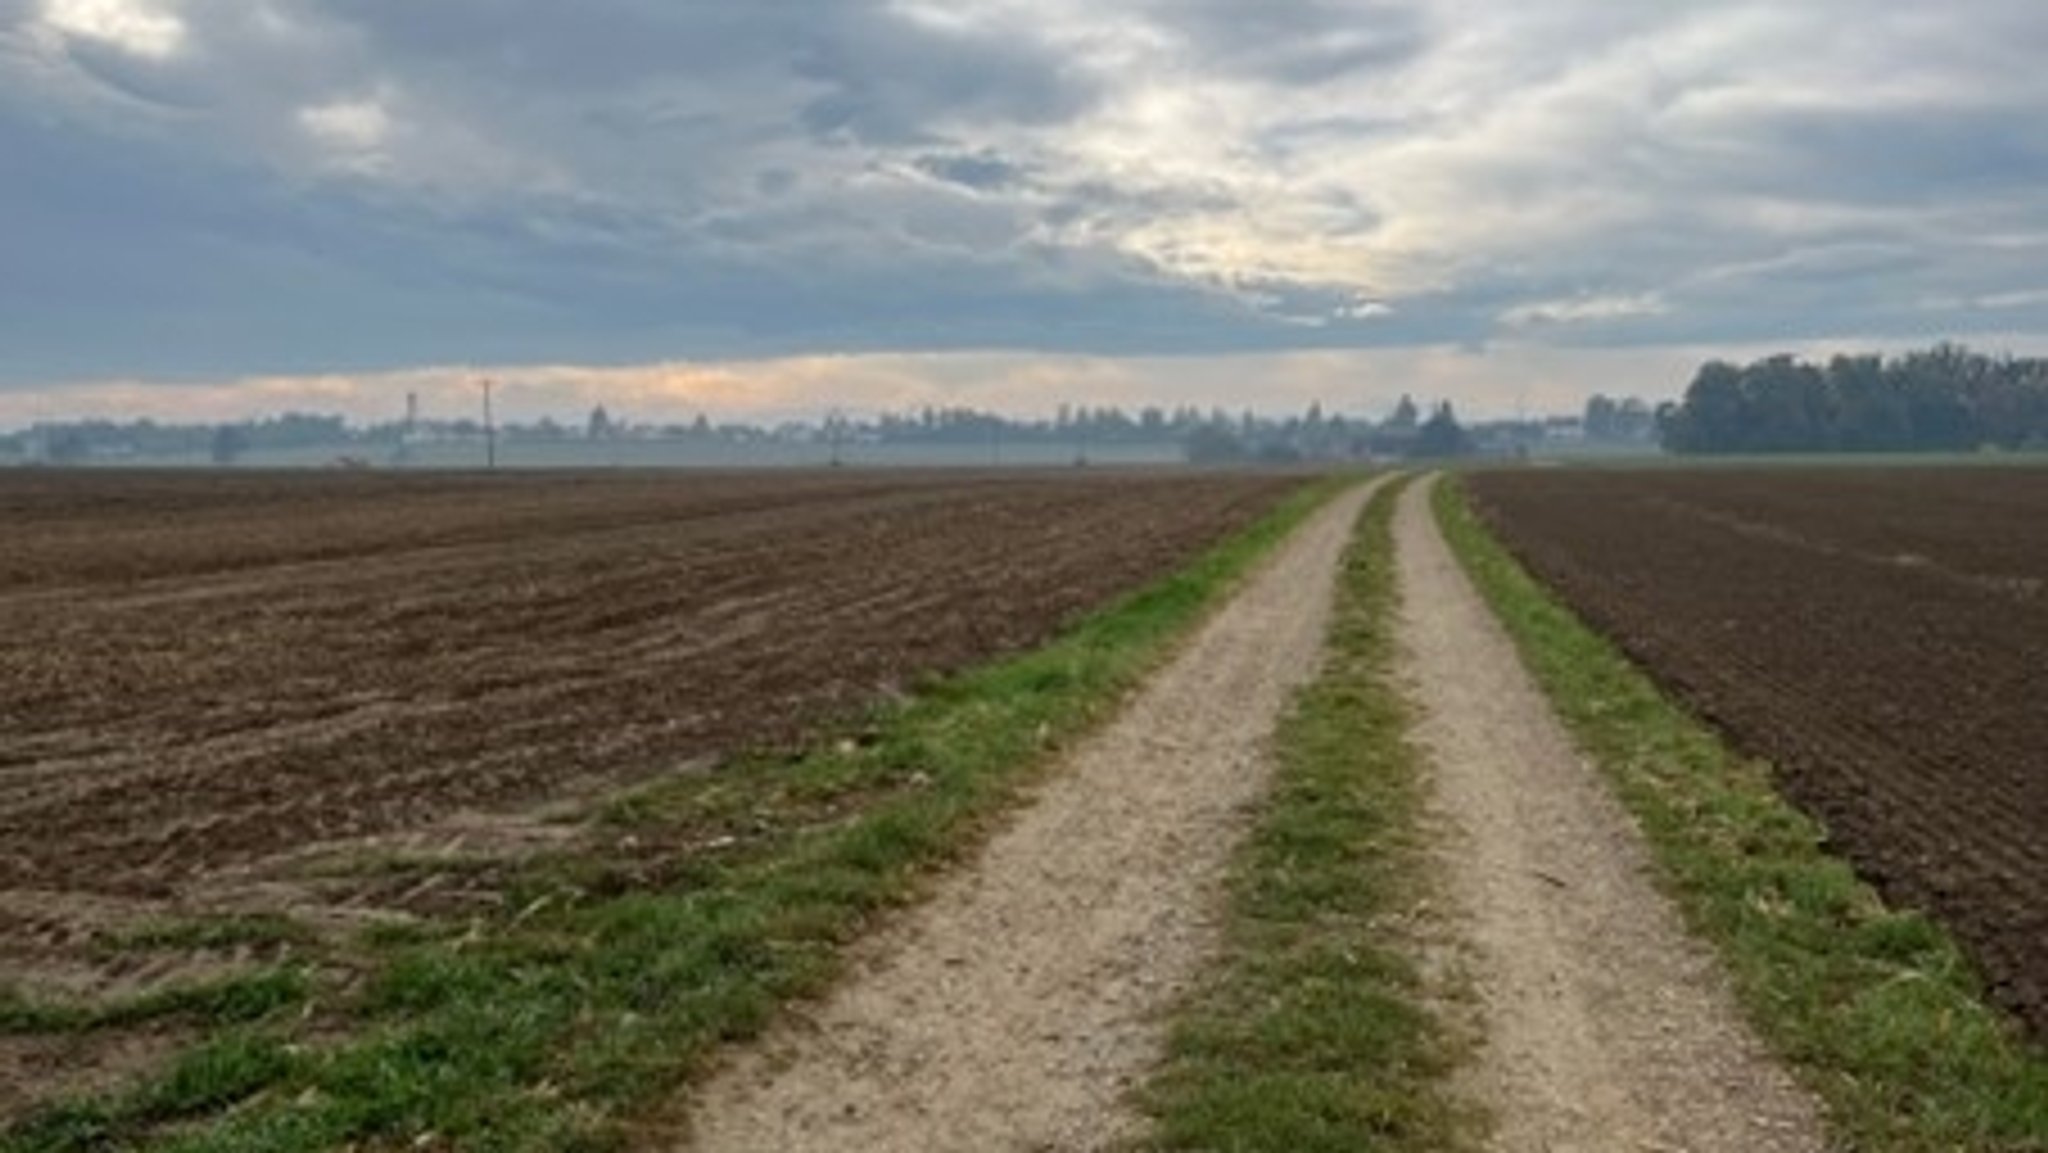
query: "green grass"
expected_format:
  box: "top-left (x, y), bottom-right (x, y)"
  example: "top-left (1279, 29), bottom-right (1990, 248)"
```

top-left (0, 969), bottom-right (310, 1036)
top-left (4, 475), bottom-right (1351, 1153)
top-left (1434, 474), bottom-right (2048, 1152)
top-left (1135, 476), bottom-right (1479, 1153)
top-left (6, 1033), bottom-right (305, 1153)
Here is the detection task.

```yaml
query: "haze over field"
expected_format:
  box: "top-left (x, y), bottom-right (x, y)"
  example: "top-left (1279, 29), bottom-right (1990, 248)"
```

top-left (5, 1), bottom-right (2048, 426)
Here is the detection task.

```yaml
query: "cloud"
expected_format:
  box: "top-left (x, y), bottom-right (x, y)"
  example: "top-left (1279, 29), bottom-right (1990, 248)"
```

top-left (1145, 0), bottom-right (1429, 85)
top-left (37, 0), bottom-right (184, 59)
top-left (1, 0), bottom-right (2046, 408)
top-left (1502, 293), bottom-right (1669, 328)
top-left (298, 94), bottom-right (393, 172)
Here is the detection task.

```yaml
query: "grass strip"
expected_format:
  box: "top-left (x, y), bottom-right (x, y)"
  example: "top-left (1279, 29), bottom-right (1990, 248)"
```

top-left (1434, 474), bottom-right (2048, 1152)
top-left (5, 476), bottom-right (1350, 1153)
top-left (0, 969), bottom-right (309, 1037)
top-left (1135, 476), bottom-right (1479, 1153)
top-left (97, 915), bottom-right (313, 955)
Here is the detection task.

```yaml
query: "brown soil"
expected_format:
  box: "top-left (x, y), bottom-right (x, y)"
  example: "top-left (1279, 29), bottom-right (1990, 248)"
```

top-left (0, 471), bottom-right (1297, 899)
top-left (1466, 466), bottom-right (2048, 1043)
top-left (0, 468), bottom-right (1301, 1122)
top-left (1396, 477), bottom-right (1826, 1151)
top-left (665, 482), bottom-right (1377, 1152)
top-left (0, 1029), bottom-right (193, 1123)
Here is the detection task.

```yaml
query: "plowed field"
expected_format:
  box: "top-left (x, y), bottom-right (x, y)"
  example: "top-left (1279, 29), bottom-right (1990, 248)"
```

top-left (0, 469), bottom-right (1300, 965)
top-left (1466, 468), bottom-right (2048, 1043)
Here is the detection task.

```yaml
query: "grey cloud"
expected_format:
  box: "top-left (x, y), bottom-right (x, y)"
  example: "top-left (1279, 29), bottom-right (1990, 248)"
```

top-left (1045, 179), bottom-right (1242, 231)
top-left (0, 101), bottom-right (1323, 385)
top-left (333, 1), bottom-right (801, 88)
top-left (6, 0), bottom-right (2048, 390)
top-left (791, 18), bottom-right (1099, 145)
top-left (50, 40), bottom-right (212, 110)
top-left (1153, 0), bottom-right (1429, 85)
top-left (1718, 105), bottom-right (2048, 206)
top-left (913, 150), bottom-right (1034, 192)
top-left (754, 168), bottom-right (800, 198)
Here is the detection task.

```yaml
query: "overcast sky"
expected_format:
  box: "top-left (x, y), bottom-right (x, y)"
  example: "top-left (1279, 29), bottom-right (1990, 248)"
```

top-left (5, 0), bottom-right (2047, 425)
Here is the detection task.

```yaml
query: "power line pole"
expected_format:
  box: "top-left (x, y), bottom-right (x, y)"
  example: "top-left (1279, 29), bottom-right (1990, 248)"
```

top-left (480, 377), bottom-right (497, 470)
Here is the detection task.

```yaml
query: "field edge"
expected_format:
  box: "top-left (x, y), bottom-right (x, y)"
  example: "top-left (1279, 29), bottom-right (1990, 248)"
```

top-left (1434, 473), bottom-right (2048, 1152)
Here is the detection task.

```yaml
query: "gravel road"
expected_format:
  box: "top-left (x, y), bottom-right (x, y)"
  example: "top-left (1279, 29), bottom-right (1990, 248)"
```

top-left (1395, 476), bottom-right (1828, 1152)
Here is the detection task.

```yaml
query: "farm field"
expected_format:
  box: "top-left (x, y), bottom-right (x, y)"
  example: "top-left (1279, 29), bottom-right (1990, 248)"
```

top-left (0, 470), bottom-right (1301, 1000)
top-left (1465, 467), bottom-right (2048, 1044)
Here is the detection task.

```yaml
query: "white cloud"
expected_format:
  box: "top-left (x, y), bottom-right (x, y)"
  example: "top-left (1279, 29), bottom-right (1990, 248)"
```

top-left (1502, 293), bottom-right (1669, 328)
top-left (1974, 289), bottom-right (2048, 310)
top-left (297, 96), bottom-right (393, 172)
top-left (1337, 298), bottom-right (1395, 320)
top-left (38, 0), bottom-right (184, 59)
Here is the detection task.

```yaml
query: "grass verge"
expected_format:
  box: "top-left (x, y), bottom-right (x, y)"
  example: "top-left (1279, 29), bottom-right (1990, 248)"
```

top-left (1434, 475), bottom-right (2048, 1152)
top-left (1134, 475), bottom-right (1479, 1153)
top-left (4, 475), bottom-right (1350, 1153)
top-left (0, 969), bottom-right (309, 1037)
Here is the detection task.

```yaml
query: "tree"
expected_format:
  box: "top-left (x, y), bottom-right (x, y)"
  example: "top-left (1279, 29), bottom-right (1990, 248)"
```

top-left (1412, 402), bottom-right (1471, 458)
top-left (1584, 394), bottom-right (1621, 440)
top-left (1826, 354), bottom-right (1905, 452)
top-left (1183, 424), bottom-right (1245, 465)
top-left (586, 405), bottom-right (614, 440)
top-left (1387, 394), bottom-right (1420, 431)
top-left (1660, 343), bottom-right (2048, 454)
top-left (210, 424), bottom-right (250, 465)
top-left (1661, 360), bottom-right (1744, 453)
top-left (45, 429), bottom-right (90, 466)
top-left (1614, 397), bottom-right (1655, 440)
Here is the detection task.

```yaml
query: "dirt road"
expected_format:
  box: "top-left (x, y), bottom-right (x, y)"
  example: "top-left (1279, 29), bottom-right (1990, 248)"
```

top-left (666, 474), bottom-right (1832, 1151)
top-left (672, 481), bottom-right (1379, 1152)
top-left (1394, 477), bottom-right (1827, 1151)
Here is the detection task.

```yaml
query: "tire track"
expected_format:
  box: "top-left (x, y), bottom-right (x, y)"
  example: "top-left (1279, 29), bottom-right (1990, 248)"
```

top-left (1394, 476), bottom-right (1827, 1152)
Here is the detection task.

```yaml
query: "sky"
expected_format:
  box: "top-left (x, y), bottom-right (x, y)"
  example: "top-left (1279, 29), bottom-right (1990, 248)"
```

top-left (4, 0), bottom-right (2048, 427)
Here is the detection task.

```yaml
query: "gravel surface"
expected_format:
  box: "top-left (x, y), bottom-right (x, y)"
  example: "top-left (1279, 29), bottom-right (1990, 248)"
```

top-left (1395, 476), bottom-right (1829, 1153)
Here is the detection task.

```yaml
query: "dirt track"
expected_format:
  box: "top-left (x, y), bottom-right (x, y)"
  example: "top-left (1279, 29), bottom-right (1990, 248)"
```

top-left (1395, 478), bottom-right (1825, 1151)
top-left (672, 481), bottom-right (1379, 1151)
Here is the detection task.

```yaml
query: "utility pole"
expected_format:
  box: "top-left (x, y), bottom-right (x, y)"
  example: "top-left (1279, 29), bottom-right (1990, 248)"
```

top-left (481, 377), bottom-right (497, 470)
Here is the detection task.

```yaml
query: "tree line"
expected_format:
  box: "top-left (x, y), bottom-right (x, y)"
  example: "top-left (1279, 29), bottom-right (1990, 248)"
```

top-left (1660, 343), bottom-right (2048, 454)
top-left (5, 398), bottom-right (1480, 466)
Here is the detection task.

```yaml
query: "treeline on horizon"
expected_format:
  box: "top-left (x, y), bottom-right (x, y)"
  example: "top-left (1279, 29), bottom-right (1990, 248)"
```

top-left (0, 398), bottom-right (1483, 465)
top-left (1661, 343), bottom-right (2048, 454)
